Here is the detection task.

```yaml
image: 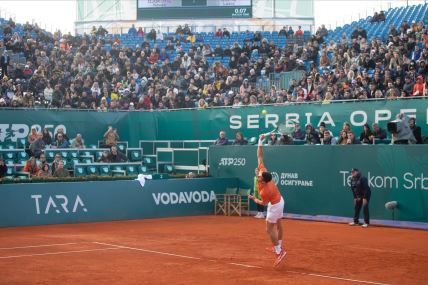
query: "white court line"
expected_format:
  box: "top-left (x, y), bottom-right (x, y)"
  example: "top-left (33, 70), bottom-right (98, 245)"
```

top-left (306, 272), bottom-right (392, 285)
top-left (94, 242), bottom-right (392, 285)
top-left (0, 242), bottom-right (79, 250)
top-left (93, 242), bottom-right (201, 260)
top-left (0, 247), bottom-right (121, 259)
top-left (229, 262), bottom-right (261, 268)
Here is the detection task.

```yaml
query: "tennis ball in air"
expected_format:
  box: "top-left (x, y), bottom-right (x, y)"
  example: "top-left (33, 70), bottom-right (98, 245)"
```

top-left (261, 109), bottom-right (267, 115)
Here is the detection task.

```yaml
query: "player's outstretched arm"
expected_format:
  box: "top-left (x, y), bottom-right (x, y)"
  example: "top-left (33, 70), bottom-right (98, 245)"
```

top-left (257, 134), bottom-right (265, 165)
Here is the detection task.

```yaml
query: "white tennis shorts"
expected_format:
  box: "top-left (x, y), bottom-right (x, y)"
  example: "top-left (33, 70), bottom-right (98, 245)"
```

top-left (266, 197), bottom-right (284, 223)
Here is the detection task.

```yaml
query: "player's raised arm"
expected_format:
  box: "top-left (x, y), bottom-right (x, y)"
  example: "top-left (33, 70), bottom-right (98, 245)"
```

top-left (257, 134), bottom-right (265, 165)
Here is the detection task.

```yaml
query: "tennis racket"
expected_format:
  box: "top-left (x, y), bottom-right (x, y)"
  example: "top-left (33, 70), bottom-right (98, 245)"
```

top-left (260, 120), bottom-right (297, 139)
top-left (276, 119), bottom-right (297, 136)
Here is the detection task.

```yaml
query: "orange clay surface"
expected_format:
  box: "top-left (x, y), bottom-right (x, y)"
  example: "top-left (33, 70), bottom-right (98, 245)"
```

top-left (0, 216), bottom-right (427, 285)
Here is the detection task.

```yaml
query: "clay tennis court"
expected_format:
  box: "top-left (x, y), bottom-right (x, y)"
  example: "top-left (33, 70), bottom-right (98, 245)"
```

top-left (0, 216), bottom-right (427, 285)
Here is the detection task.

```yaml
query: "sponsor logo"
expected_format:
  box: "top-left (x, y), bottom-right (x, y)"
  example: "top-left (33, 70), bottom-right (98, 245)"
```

top-left (340, 171), bottom-right (428, 190)
top-left (0, 124), bottom-right (66, 142)
top-left (271, 172), bottom-right (280, 185)
top-left (229, 108), bottom-right (421, 130)
top-left (271, 172), bottom-right (314, 187)
top-left (31, 194), bottom-right (87, 215)
top-left (152, 190), bottom-right (216, 205)
top-left (218, 157), bottom-right (246, 166)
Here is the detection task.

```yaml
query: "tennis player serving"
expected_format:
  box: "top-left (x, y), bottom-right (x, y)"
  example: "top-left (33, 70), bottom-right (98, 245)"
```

top-left (248, 134), bottom-right (287, 267)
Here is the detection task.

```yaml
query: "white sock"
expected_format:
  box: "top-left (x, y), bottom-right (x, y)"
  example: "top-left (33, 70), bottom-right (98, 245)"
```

top-left (274, 245), bottom-right (282, 254)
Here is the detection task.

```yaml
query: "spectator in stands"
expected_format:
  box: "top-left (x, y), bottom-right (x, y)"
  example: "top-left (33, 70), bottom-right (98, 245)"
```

top-left (1, 50), bottom-right (10, 77)
top-left (52, 133), bottom-right (70, 149)
top-left (71, 134), bottom-right (85, 149)
top-left (222, 28), bottom-right (230, 38)
top-left (267, 133), bottom-right (278, 145)
top-left (183, 24), bottom-right (191, 35)
top-left (128, 24), bottom-right (137, 36)
top-left (23, 156), bottom-right (39, 177)
top-left (370, 12), bottom-right (380, 23)
top-left (97, 25), bottom-right (108, 37)
top-left (412, 75), bottom-right (425, 96)
top-left (317, 122), bottom-right (327, 141)
top-left (98, 150), bottom-right (110, 162)
top-left (287, 26), bottom-right (294, 38)
top-left (322, 131), bottom-right (337, 145)
top-left (371, 123), bottom-right (387, 140)
top-left (276, 134), bottom-right (293, 145)
top-left (53, 161), bottom-right (69, 178)
top-left (338, 130), bottom-right (348, 145)
top-left (409, 117), bottom-right (422, 144)
top-left (0, 158), bottom-right (7, 178)
top-left (27, 127), bottom-right (37, 145)
top-left (305, 124), bottom-right (320, 144)
top-left (186, 33), bottom-right (196, 45)
top-left (346, 131), bottom-right (361, 144)
top-left (292, 122), bottom-right (305, 140)
top-left (54, 127), bottom-right (69, 142)
top-left (37, 163), bottom-right (52, 178)
top-left (232, 132), bottom-right (248, 145)
top-left (148, 29), bottom-right (156, 41)
top-left (107, 145), bottom-right (127, 163)
top-left (29, 132), bottom-right (45, 158)
top-left (214, 131), bottom-right (229, 145)
top-left (42, 128), bottom-right (52, 146)
top-left (279, 26), bottom-right (287, 37)
top-left (137, 27), bottom-right (144, 36)
top-left (359, 123), bottom-right (374, 144)
top-left (351, 27), bottom-right (367, 40)
top-left (103, 126), bottom-right (119, 147)
top-left (215, 28), bottom-right (222, 37)
top-left (295, 26), bottom-right (304, 37)
top-left (378, 11), bottom-right (386, 22)
top-left (36, 153), bottom-right (47, 168)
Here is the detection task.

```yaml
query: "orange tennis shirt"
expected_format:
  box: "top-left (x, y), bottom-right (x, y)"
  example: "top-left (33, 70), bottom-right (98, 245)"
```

top-left (257, 162), bottom-right (282, 204)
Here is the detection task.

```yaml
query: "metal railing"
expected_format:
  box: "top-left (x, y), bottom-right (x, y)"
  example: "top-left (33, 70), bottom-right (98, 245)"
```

top-left (74, 22), bottom-right (314, 36)
top-left (155, 147), bottom-right (209, 174)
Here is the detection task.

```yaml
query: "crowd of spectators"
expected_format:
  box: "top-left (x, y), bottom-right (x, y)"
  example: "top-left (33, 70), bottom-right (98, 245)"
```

top-left (370, 11), bottom-right (386, 23)
top-left (214, 114), bottom-right (423, 146)
top-left (0, 13), bottom-right (425, 111)
top-left (0, 124), bottom-right (130, 179)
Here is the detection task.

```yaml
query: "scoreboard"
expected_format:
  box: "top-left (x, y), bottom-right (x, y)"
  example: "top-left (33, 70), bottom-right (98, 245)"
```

top-left (137, 0), bottom-right (252, 19)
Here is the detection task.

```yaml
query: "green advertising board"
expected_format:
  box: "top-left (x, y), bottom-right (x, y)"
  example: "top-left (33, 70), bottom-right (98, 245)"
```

top-left (0, 99), bottom-right (427, 146)
top-left (0, 177), bottom-right (238, 227)
top-left (209, 145), bottom-right (428, 222)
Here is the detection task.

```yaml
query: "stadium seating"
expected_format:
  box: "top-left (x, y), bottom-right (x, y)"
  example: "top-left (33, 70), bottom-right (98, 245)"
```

top-left (325, 3), bottom-right (428, 42)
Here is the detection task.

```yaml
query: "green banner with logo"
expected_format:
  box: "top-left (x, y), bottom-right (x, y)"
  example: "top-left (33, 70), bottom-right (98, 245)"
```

top-left (0, 99), bottom-right (427, 146)
top-left (209, 145), bottom-right (428, 222)
top-left (0, 177), bottom-right (238, 227)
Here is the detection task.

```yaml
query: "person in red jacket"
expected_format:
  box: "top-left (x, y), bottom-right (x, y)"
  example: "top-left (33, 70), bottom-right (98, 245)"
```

top-left (412, 75), bottom-right (425, 96)
top-left (23, 156), bottom-right (39, 177)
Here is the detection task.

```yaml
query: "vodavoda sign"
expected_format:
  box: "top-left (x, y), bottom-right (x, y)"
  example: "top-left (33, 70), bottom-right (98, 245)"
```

top-left (0, 178), bottom-right (238, 227)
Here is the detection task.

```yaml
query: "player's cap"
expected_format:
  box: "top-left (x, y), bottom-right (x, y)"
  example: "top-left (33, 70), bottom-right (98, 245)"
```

top-left (351, 168), bottom-right (359, 173)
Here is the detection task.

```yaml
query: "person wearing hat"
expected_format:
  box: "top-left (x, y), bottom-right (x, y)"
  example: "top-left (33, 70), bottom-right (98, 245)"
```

top-left (349, 168), bottom-right (371, 228)
top-left (248, 134), bottom-right (287, 266)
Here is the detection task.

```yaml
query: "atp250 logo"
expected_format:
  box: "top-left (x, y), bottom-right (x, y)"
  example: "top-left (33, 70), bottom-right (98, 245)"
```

top-left (0, 124), bottom-right (66, 142)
